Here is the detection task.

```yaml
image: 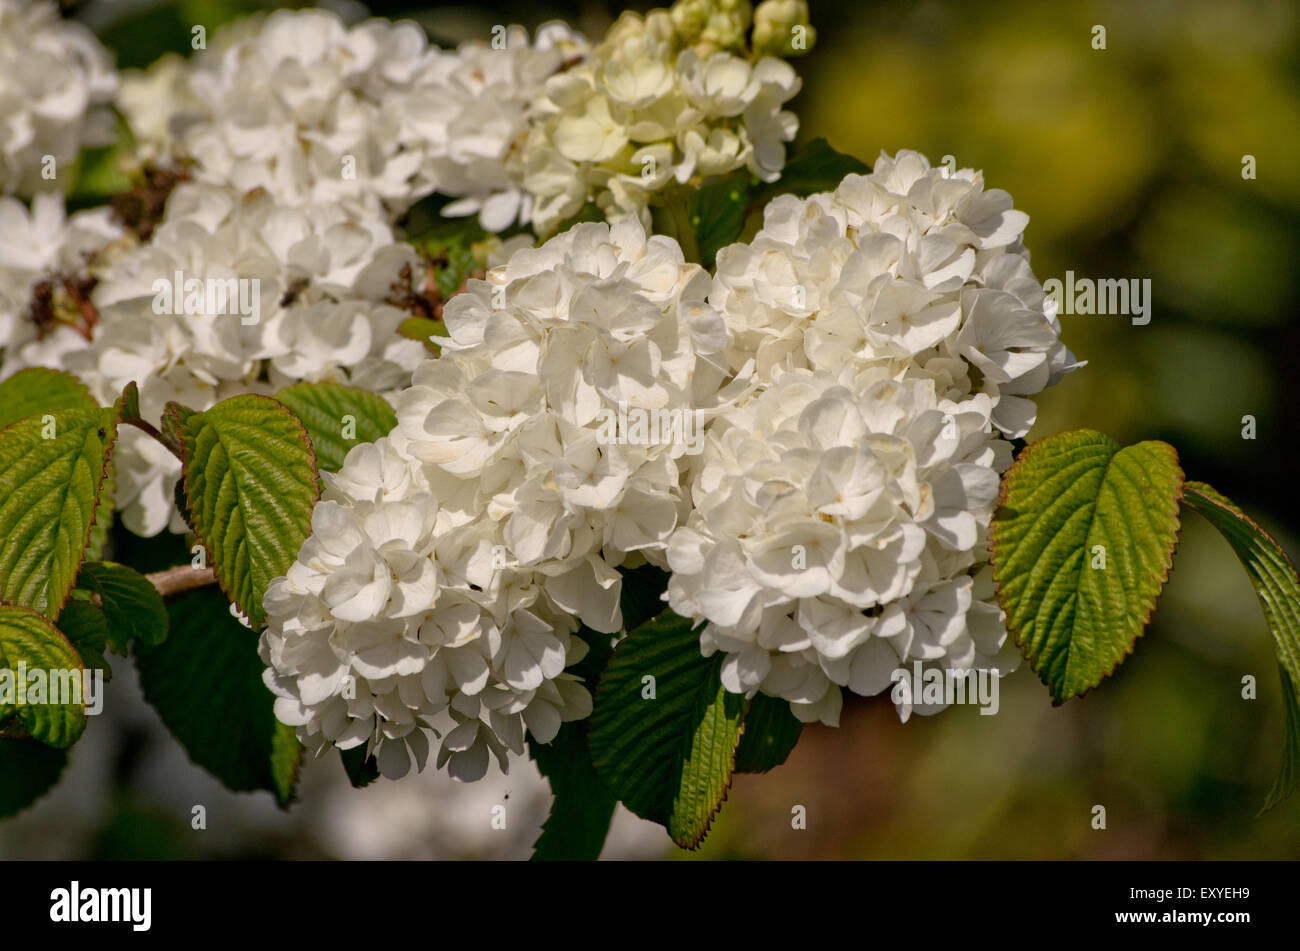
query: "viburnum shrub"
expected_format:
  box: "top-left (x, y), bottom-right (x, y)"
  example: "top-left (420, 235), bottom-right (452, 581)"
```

top-left (1, 0), bottom-right (1296, 856)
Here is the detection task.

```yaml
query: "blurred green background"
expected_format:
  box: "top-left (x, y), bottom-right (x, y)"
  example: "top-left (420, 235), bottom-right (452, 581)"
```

top-left (14, 0), bottom-right (1300, 859)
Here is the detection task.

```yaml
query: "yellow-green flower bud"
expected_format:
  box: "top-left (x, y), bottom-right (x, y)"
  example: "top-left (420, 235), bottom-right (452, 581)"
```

top-left (670, 0), bottom-right (752, 54)
top-left (752, 0), bottom-right (815, 57)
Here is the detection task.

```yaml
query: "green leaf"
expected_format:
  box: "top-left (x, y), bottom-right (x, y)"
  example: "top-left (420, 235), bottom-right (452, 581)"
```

top-left (75, 561), bottom-right (168, 652)
top-left (56, 599), bottom-right (112, 681)
top-left (758, 137), bottom-right (871, 202)
top-left (135, 586), bottom-right (301, 806)
top-left (618, 563), bottom-right (671, 634)
top-left (989, 431), bottom-right (1184, 702)
top-left (0, 738), bottom-right (68, 819)
top-left (159, 401), bottom-right (197, 460)
top-left (0, 405), bottom-right (119, 617)
top-left (0, 605), bottom-right (87, 748)
top-left (115, 379), bottom-right (142, 425)
top-left (67, 112), bottom-right (134, 209)
top-left (688, 170), bottom-right (755, 267)
top-left (85, 461), bottom-right (115, 564)
top-left (526, 566), bottom-right (671, 860)
top-left (176, 395), bottom-right (320, 629)
top-left (403, 200), bottom-right (490, 298)
top-left (339, 745), bottom-right (380, 789)
top-left (1184, 481), bottom-right (1300, 812)
top-left (0, 368), bottom-right (97, 429)
top-left (529, 725), bottom-right (617, 861)
top-left (274, 382), bottom-right (398, 474)
top-left (588, 610), bottom-right (748, 849)
top-left (398, 317), bottom-right (445, 354)
top-left (668, 672), bottom-right (747, 848)
top-left (734, 693), bottom-right (803, 773)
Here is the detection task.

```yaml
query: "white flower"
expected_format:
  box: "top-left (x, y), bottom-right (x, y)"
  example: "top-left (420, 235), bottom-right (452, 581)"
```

top-left (116, 53), bottom-right (196, 166)
top-left (0, 192), bottom-right (123, 373)
top-left (0, 0), bottom-right (118, 197)
top-left (711, 150), bottom-right (1080, 437)
top-left (392, 22), bottom-right (588, 232)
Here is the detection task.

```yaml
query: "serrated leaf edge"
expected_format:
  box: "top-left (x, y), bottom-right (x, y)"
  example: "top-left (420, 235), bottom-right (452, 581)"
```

top-left (988, 431), bottom-right (1184, 703)
top-left (176, 395), bottom-right (321, 629)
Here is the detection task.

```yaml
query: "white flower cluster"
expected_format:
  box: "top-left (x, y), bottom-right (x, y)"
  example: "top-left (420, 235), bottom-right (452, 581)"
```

top-left (118, 3), bottom-right (806, 237)
top-left (0, 0), bottom-right (1079, 776)
top-left (118, 10), bottom-right (584, 224)
top-left (53, 182), bottom-right (427, 536)
top-left (0, 0), bottom-right (118, 197)
top-left (667, 368), bottom-right (1015, 725)
top-left (711, 150), bottom-right (1078, 434)
top-left (0, 192), bottom-right (122, 370)
top-left (520, 7), bottom-right (800, 234)
top-left (392, 23), bottom-right (588, 231)
top-left (261, 218), bottom-right (732, 779)
top-left (667, 151), bottom-right (1079, 724)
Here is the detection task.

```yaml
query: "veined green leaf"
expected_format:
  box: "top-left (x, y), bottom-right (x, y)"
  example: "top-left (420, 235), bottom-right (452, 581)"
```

top-left (0, 368), bottom-right (97, 429)
top-left (135, 586), bottom-right (301, 807)
top-left (756, 137), bottom-right (871, 202)
top-left (588, 610), bottom-right (747, 849)
top-left (274, 382), bottom-right (397, 474)
top-left (989, 430), bottom-right (1184, 701)
top-left (0, 405), bottom-right (119, 617)
top-left (734, 692), bottom-right (802, 773)
top-left (529, 725), bottom-right (617, 861)
top-left (689, 170), bottom-right (754, 268)
top-left (56, 599), bottom-right (112, 680)
top-left (1184, 481), bottom-right (1300, 812)
top-left (176, 395), bottom-right (320, 629)
top-left (0, 605), bottom-right (87, 748)
top-left (75, 561), bottom-right (168, 651)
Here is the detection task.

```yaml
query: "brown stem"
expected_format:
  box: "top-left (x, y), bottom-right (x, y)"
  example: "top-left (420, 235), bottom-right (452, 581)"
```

top-left (123, 417), bottom-right (182, 461)
top-left (145, 565), bottom-right (216, 598)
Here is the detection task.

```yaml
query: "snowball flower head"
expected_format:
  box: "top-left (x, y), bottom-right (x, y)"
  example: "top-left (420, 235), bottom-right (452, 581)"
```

top-left (0, 0), bottom-right (118, 197)
top-left (396, 22), bottom-right (588, 232)
top-left (666, 366), bottom-right (1021, 724)
top-left (710, 149), bottom-right (1080, 438)
top-left (669, 152), bottom-right (1079, 724)
top-left (261, 217), bottom-right (731, 780)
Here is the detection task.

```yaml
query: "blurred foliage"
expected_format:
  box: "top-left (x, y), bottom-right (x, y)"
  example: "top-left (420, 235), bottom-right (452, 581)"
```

top-left (32, 0), bottom-right (1300, 858)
